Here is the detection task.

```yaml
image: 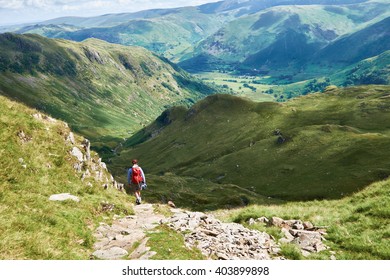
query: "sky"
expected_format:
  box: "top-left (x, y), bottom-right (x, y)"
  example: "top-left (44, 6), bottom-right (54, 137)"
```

top-left (0, 0), bottom-right (222, 26)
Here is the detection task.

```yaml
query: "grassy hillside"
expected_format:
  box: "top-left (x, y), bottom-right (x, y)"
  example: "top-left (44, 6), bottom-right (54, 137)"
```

top-left (0, 33), bottom-right (219, 156)
top-left (218, 175), bottom-right (390, 259)
top-left (332, 50), bottom-right (390, 86)
top-left (0, 95), bottom-right (133, 259)
top-left (110, 85), bottom-right (390, 205)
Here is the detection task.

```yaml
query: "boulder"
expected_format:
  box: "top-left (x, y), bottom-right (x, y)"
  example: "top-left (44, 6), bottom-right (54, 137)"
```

top-left (269, 217), bottom-right (284, 227)
top-left (303, 221), bottom-right (314, 230)
top-left (290, 229), bottom-right (327, 253)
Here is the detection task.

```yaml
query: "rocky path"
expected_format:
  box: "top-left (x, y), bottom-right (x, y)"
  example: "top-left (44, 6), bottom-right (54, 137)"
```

top-left (92, 203), bottom-right (165, 260)
top-left (92, 203), bottom-right (329, 260)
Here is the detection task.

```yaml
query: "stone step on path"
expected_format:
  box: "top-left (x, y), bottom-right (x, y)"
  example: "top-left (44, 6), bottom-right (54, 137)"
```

top-left (92, 203), bottom-right (165, 260)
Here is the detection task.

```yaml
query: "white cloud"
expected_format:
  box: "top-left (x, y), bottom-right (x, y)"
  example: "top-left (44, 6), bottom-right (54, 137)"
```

top-left (0, 0), bottom-right (24, 9)
top-left (61, 0), bottom-right (111, 12)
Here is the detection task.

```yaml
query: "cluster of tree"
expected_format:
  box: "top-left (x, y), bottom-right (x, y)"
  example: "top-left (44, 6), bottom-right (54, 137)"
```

top-left (303, 78), bottom-right (331, 94)
top-left (243, 83), bottom-right (256, 92)
top-left (343, 70), bottom-right (388, 86)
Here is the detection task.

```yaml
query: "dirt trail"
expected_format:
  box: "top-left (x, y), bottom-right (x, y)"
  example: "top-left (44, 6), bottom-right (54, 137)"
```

top-left (92, 203), bottom-right (165, 260)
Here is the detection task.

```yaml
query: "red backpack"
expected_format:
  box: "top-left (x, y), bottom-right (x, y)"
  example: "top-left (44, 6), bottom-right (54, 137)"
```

top-left (131, 166), bottom-right (143, 184)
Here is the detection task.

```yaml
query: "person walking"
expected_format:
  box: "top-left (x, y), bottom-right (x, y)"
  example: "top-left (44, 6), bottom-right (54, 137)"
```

top-left (127, 159), bottom-right (146, 205)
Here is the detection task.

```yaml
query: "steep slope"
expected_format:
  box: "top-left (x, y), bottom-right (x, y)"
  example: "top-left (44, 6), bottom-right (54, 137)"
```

top-left (331, 50), bottom-right (390, 86)
top-left (311, 16), bottom-right (390, 66)
top-left (0, 33), bottom-right (219, 154)
top-left (0, 95), bottom-right (132, 259)
top-left (111, 85), bottom-right (390, 202)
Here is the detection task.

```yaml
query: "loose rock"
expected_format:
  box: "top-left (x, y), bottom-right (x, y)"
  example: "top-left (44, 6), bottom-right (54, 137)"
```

top-left (168, 210), bottom-right (280, 260)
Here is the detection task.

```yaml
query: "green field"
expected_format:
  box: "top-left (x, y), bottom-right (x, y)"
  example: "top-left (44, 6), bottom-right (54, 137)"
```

top-left (196, 71), bottom-right (276, 101)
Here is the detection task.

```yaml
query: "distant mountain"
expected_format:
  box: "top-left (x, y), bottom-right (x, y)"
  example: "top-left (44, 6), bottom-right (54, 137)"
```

top-left (2, 0), bottom-right (374, 63)
top-left (198, 0), bottom-right (368, 15)
top-left (50, 10), bottom-right (229, 61)
top-left (11, 7), bottom-right (233, 61)
top-left (41, 8), bottom-right (186, 28)
top-left (181, 1), bottom-right (390, 73)
top-left (15, 24), bottom-right (82, 37)
top-left (2, 0), bottom-right (389, 99)
top-left (0, 33), bottom-right (219, 154)
top-left (111, 85), bottom-right (390, 201)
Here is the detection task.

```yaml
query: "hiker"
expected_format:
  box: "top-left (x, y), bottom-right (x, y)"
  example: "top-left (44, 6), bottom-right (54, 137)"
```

top-left (127, 159), bottom-right (146, 205)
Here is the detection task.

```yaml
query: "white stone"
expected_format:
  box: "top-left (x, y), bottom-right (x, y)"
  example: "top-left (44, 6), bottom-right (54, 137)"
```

top-left (67, 132), bottom-right (75, 145)
top-left (71, 147), bottom-right (84, 162)
top-left (49, 193), bottom-right (80, 202)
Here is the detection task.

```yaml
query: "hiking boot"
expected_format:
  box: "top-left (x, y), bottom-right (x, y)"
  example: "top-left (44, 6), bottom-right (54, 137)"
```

top-left (135, 198), bottom-right (140, 205)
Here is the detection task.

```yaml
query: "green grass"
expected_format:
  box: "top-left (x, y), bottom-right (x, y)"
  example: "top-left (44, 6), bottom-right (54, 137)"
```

top-left (195, 71), bottom-right (276, 102)
top-left (147, 224), bottom-right (205, 260)
top-left (0, 95), bottom-right (134, 259)
top-left (279, 243), bottom-right (304, 260)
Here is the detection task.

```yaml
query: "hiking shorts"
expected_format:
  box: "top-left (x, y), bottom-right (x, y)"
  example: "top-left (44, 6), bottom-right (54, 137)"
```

top-left (129, 182), bottom-right (142, 192)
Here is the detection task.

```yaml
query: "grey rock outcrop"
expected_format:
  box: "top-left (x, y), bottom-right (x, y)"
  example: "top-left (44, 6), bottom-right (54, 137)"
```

top-left (258, 216), bottom-right (329, 256)
top-left (167, 210), bottom-right (280, 260)
top-left (69, 137), bottom-right (121, 191)
top-left (82, 139), bottom-right (91, 162)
